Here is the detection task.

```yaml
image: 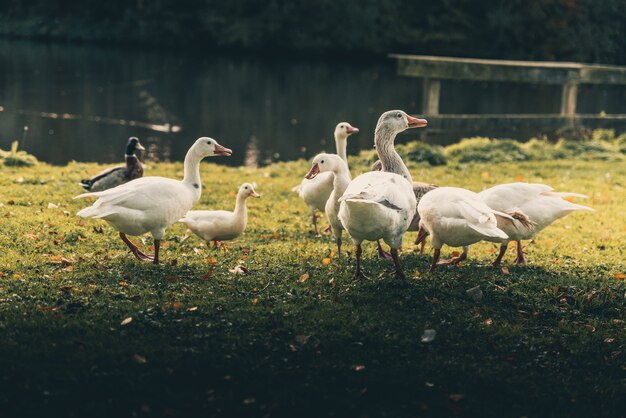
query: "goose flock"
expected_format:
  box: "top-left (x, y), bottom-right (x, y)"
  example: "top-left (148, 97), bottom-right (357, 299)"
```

top-left (75, 109), bottom-right (593, 278)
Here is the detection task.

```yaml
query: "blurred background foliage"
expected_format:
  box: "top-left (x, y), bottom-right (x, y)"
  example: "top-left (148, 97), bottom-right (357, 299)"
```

top-left (2, 0), bottom-right (626, 64)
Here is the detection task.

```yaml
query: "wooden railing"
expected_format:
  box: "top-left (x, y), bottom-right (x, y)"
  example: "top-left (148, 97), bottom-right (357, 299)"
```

top-left (390, 54), bottom-right (626, 137)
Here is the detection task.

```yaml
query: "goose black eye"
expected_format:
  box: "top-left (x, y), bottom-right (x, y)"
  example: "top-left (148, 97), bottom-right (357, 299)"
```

top-left (207, 141), bottom-right (212, 145)
top-left (340, 125), bottom-right (344, 128)
top-left (245, 186), bottom-right (248, 189)
top-left (396, 113), bottom-right (402, 118)
top-left (321, 160), bottom-right (325, 164)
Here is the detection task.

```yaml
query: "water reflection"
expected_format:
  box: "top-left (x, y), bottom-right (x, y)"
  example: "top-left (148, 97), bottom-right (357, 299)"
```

top-left (1, 40), bottom-right (626, 166)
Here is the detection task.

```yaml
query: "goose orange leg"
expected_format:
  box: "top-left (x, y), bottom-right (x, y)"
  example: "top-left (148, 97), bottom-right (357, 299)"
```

top-left (119, 232), bottom-right (153, 262)
top-left (390, 248), bottom-right (405, 279)
top-left (353, 243), bottom-right (368, 279)
top-left (429, 249), bottom-right (441, 273)
top-left (514, 240), bottom-right (527, 264)
top-left (153, 239), bottom-right (160, 265)
top-left (376, 240), bottom-right (392, 260)
top-left (492, 243), bottom-right (508, 267)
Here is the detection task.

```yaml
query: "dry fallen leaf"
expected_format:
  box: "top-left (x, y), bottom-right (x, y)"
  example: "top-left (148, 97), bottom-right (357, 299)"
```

top-left (201, 267), bottom-right (214, 280)
top-left (501, 267), bottom-right (510, 275)
top-left (118, 281), bottom-right (129, 287)
top-left (47, 202), bottom-right (59, 209)
top-left (120, 317), bottom-right (133, 326)
top-left (614, 273), bottom-right (625, 279)
top-left (229, 265), bottom-right (248, 275)
top-left (322, 258), bottom-right (331, 265)
top-left (353, 364), bottom-right (366, 371)
top-left (298, 273), bottom-right (309, 283)
top-left (187, 306), bottom-right (198, 312)
top-left (252, 298), bottom-right (259, 305)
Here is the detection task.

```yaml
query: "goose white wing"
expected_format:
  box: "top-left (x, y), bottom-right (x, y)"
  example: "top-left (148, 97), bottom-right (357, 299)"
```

top-left (340, 171), bottom-right (415, 210)
top-left (76, 177), bottom-right (192, 213)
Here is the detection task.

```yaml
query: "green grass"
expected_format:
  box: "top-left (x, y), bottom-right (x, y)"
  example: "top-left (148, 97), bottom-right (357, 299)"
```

top-left (0, 158), bottom-right (625, 417)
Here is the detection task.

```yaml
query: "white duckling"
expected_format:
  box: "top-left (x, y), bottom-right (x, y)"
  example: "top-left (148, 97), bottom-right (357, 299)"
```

top-left (293, 122), bottom-right (359, 236)
top-left (179, 182), bottom-right (260, 250)
top-left (75, 137), bottom-right (232, 264)
top-left (304, 154), bottom-right (351, 257)
top-left (338, 110), bottom-right (425, 279)
top-left (415, 187), bottom-right (514, 273)
top-left (478, 182), bottom-right (593, 265)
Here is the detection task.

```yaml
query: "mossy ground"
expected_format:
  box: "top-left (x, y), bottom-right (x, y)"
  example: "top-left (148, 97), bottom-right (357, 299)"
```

top-left (0, 158), bottom-right (624, 417)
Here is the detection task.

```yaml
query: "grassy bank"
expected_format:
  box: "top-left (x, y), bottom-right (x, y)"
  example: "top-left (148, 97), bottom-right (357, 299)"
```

top-left (0, 157), bottom-right (625, 417)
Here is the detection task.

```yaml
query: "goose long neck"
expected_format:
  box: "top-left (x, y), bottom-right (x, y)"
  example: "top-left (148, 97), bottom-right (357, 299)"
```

top-left (234, 194), bottom-right (248, 227)
top-left (374, 125), bottom-right (413, 184)
top-left (333, 166), bottom-right (352, 198)
top-left (182, 150), bottom-right (203, 200)
top-left (335, 135), bottom-right (348, 163)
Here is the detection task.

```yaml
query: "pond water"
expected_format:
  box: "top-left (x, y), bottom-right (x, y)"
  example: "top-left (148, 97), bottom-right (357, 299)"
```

top-left (2, 40), bottom-right (626, 166)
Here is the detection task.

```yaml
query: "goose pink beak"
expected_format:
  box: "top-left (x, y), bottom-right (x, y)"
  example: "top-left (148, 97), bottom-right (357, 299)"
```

top-left (250, 190), bottom-right (261, 198)
top-left (214, 143), bottom-right (233, 156)
top-left (346, 126), bottom-right (359, 134)
top-left (406, 115), bottom-right (428, 128)
top-left (305, 163), bottom-right (320, 179)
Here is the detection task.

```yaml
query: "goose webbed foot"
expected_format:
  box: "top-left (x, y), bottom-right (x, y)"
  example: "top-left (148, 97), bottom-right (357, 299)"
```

top-left (376, 241), bottom-right (393, 260)
top-left (437, 249), bottom-right (467, 266)
top-left (120, 232), bottom-right (154, 262)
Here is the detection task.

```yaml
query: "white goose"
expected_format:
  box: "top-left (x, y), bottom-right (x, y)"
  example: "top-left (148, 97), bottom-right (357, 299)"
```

top-left (179, 182), bottom-right (260, 250)
top-left (304, 154), bottom-right (351, 257)
top-left (293, 122), bottom-right (359, 236)
top-left (338, 110), bottom-right (425, 279)
top-left (75, 137), bottom-right (232, 264)
top-left (415, 187), bottom-right (514, 272)
top-left (478, 182), bottom-right (593, 265)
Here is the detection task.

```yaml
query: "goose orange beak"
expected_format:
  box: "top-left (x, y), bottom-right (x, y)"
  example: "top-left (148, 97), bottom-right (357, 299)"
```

top-left (214, 143), bottom-right (233, 156)
top-left (406, 115), bottom-right (428, 128)
top-left (305, 163), bottom-right (320, 179)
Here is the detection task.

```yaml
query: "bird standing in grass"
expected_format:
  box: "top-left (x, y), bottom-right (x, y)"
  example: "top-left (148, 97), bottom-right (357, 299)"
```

top-left (75, 137), bottom-right (232, 264)
top-left (80, 137), bottom-right (145, 192)
top-left (179, 182), bottom-right (261, 253)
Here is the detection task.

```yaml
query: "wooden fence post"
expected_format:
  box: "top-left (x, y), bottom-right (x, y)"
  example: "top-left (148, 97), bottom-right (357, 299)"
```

top-left (422, 78), bottom-right (441, 115)
top-left (560, 82), bottom-right (578, 116)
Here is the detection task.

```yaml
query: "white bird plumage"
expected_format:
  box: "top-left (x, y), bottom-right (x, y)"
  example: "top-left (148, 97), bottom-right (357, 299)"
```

top-left (304, 154), bottom-right (351, 256)
top-left (478, 182), bottom-right (594, 265)
top-left (75, 137), bottom-right (232, 264)
top-left (416, 186), bottom-right (513, 272)
top-left (179, 182), bottom-right (260, 250)
top-left (293, 122), bottom-right (359, 236)
top-left (338, 110), bottom-right (425, 279)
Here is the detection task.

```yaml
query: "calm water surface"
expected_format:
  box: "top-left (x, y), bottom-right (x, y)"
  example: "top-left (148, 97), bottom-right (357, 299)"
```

top-left (2, 40), bottom-right (626, 166)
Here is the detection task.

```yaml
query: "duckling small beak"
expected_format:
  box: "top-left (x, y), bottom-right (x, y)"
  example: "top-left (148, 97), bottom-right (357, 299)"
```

top-left (136, 143), bottom-right (146, 151)
top-left (305, 163), bottom-right (320, 179)
top-left (250, 191), bottom-right (261, 198)
top-left (346, 126), bottom-right (359, 134)
top-left (214, 143), bottom-right (233, 156)
top-left (407, 115), bottom-right (428, 128)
